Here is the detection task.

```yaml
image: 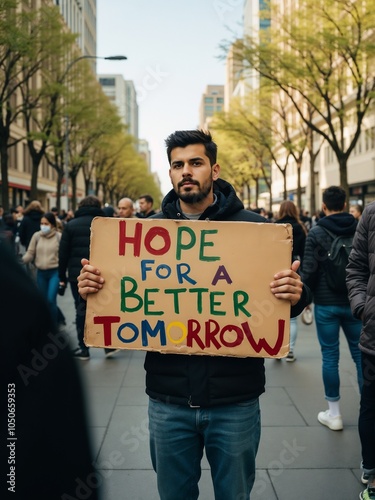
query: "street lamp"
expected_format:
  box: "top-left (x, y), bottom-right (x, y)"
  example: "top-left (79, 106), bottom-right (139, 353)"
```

top-left (62, 54), bottom-right (127, 209)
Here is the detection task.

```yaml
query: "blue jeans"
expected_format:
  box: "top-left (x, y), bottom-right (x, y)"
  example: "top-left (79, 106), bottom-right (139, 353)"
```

top-left (148, 397), bottom-right (260, 500)
top-left (314, 304), bottom-right (363, 401)
top-left (36, 268), bottom-right (59, 325)
top-left (290, 316), bottom-right (298, 352)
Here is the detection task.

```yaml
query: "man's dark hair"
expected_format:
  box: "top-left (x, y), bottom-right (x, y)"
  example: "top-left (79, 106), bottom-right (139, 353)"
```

top-left (322, 186), bottom-right (346, 211)
top-left (139, 194), bottom-right (153, 205)
top-left (323, 186), bottom-right (346, 212)
top-left (78, 195), bottom-right (101, 209)
top-left (165, 130), bottom-right (217, 166)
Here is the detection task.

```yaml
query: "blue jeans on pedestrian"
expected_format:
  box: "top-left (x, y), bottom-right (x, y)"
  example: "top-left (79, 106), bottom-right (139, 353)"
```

top-left (36, 268), bottom-right (59, 325)
top-left (314, 304), bottom-right (363, 401)
top-left (290, 316), bottom-right (298, 352)
top-left (359, 352), bottom-right (375, 474)
top-left (148, 397), bottom-right (261, 500)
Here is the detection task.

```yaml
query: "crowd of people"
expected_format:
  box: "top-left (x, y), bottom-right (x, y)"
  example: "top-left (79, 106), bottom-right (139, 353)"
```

top-left (1, 128), bottom-right (373, 499)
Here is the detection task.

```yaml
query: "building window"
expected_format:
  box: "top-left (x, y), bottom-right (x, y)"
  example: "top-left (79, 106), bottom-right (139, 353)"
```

top-left (99, 78), bottom-right (115, 86)
top-left (205, 97), bottom-right (214, 103)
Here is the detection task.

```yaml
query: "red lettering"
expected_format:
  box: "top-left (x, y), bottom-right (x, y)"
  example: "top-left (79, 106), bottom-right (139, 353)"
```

top-left (119, 220), bottom-right (142, 256)
top-left (205, 320), bottom-right (221, 350)
top-left (94, 316), bottom-right (121, 346)
top-left (241, 319), bottom-right (285, 355)
top-left (187, 319), bottom-right (205, 349)
top-left (220, 325), bottom-right (243, 347)
top-left (144, 226), bottom-right (171, 256)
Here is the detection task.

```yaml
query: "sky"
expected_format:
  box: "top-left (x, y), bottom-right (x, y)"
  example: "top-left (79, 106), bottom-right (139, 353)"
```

top-left (96, 0), bottom-right (244, 196)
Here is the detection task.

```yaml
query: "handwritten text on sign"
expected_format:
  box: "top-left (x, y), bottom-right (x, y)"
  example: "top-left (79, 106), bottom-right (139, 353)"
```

top-left (85, 218), bottom-right (292, 358)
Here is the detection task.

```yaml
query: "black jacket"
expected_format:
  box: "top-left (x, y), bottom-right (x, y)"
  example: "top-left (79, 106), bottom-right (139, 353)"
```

top-left (347, 201), bottom-right (375, 355)
top-left (19, 210), bottom-right (44, 249)
top-left (275, 215), bottom-right (306, 263)
top-left (144, 179), bottom-right (312, 407)
top-left (301, 212), bottom-right (357, 305)
top-left (0, 244), bottom-right (98, 500)
top-left (59, 206), bottom-right (104, 284)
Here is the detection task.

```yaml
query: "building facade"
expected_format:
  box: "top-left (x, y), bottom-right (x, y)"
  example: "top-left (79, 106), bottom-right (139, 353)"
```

top-left (199, 85), bottom-right (224, 130)
top-left (98, 74), bottom-right (139, 140)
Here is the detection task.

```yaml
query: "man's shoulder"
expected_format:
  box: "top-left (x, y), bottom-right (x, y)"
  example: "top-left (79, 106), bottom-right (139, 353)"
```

top-left (228, 210), bottom-right (267, 223)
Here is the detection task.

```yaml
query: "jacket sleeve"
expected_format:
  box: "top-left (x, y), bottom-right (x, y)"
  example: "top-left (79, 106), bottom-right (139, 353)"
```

top-left (22, 233), bottom-right (37, 264)
top-left (291, 283), bottom-right (312, 317)
top-left (346, 217), bottom-right (368, 319)
top-left (300, 229), bottom-right (320, 293)
top-left (18, 218), bottom-right (28, 247)
top-left (58, 228), bottom-right (70, 283)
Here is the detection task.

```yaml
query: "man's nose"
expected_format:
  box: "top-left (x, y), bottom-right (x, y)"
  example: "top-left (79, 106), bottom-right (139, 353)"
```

top-left (181, 163), bottom-right (193, 175)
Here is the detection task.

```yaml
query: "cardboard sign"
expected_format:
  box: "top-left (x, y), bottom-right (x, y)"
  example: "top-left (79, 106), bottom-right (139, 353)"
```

top-left (84, 218), bottom-right (293, 358)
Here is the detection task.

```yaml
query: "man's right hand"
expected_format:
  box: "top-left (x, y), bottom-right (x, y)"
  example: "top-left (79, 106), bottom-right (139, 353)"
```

top-left (77, 258), bottom-right (104, 301)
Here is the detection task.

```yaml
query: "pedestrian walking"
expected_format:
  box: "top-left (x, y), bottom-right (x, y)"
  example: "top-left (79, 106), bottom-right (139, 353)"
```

top-left (275, 200), bottom-right (307, 362)
top-left (22, 212), bottom-right (61, 326)
top-left (347, 201), bottom-right (375, 499)
top-left (58, 195), bottom-right (119, 359)
top-left (77, 129), bottom-right (311, 499)
top-left (301, 185), bottom-right (363, 431)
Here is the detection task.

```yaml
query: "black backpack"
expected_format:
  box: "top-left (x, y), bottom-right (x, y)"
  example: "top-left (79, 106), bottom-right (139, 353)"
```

top-left (321, 227), bottom-right (354, 293)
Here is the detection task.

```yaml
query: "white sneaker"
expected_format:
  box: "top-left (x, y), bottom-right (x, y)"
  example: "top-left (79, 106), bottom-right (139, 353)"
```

top-left (317, 410), bottom-right (343, 431)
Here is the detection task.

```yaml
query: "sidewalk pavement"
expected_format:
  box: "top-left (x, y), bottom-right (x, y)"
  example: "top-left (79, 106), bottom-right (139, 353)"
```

top-left (58, 291), bottom-right (365, 500)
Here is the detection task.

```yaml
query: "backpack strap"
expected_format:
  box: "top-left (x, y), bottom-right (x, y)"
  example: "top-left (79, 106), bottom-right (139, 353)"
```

top-left (320, 226), bottom-right (336, 240)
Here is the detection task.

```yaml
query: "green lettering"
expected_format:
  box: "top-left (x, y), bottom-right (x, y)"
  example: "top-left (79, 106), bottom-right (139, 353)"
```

top-left (199, 230), bottom-right (220, 261)
top-left (189, 288), bottom-right (209, 314)
top-left (233, 291), bottom-right (251, 317)
top-left (144, 289), bottom-right (163, 315)
top-left (164, 288), bottom-right (187, 313)
top-left (120, 276), bottom-right (143, 312)
top-left (210, 291), bottom-right (226, 315)
top-left (176, 226), bottom-right (196, 260)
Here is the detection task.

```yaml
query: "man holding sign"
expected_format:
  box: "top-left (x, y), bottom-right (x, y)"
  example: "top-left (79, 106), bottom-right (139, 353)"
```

top-left (78, 130), bottom-right (311, 499)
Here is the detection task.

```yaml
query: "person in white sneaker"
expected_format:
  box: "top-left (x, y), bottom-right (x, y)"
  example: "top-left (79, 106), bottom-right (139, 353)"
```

top-left (301, 186), bottom-right (363, 431)
top-left (347, 201), bottom-right (375, 498)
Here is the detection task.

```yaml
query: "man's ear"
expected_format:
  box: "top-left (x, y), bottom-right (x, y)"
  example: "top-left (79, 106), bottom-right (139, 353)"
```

top-left (322, 202), bottom-right (328, 214)
top-left (212, 163), bottom-right (220, 181)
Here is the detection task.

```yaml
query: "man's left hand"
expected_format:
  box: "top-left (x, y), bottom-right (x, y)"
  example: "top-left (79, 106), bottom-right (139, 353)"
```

top-left (270, 260), bottom-right (303, 306)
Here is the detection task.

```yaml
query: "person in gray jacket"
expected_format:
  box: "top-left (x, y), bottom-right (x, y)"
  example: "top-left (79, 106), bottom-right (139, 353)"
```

top-left (77, 129), bottom-right (311, 500)
top-left (347, 201), bottom-right (375, 500)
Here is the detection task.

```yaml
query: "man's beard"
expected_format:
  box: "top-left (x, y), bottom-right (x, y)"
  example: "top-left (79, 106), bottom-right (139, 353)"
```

top-left (178, 182), bottom-right (212, 204)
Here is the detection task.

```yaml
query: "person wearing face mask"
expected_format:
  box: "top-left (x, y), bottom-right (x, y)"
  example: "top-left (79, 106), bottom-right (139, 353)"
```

top-left (22, 212), bottom-right (61, 326)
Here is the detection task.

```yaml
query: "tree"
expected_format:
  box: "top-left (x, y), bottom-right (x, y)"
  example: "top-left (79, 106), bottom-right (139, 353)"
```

top-left (234, 0), bottom-right (375, 201)
top-left (20, 5), bottom-right (77, 203)
top-left (0, 0), bottom-right (52, 209)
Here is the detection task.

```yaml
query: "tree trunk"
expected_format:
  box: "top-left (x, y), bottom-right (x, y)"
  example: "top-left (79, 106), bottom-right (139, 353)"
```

top-left (0, 141), bottom-right (10, 210)
top-left (283, 172), bottom-right (287, 200)
top-left (30, 161), bottom-right (39, 201)
top-left (71, 174), bottom-right (77, 211)
top-left (338, 155), bottom-right (349, 203)
top-left (296, 162), bottom-right (302, 210)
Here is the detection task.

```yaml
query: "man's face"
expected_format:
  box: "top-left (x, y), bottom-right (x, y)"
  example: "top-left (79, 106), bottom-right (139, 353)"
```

top-left (169, 144), bottom-right (220, 206)
top-left (117, 200), bottom-right (133, 218)
top-left (138, 198), bottom-right (151, 214)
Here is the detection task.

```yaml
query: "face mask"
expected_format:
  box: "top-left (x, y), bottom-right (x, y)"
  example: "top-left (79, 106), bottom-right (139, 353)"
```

top-left (40, 225), bottom-right (51, 234)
